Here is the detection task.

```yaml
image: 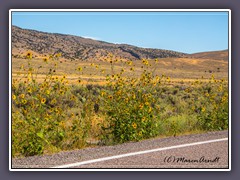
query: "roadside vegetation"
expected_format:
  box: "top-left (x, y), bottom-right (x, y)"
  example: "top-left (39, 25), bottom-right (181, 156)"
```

top-left (11, 52), bottom-right (229, 157)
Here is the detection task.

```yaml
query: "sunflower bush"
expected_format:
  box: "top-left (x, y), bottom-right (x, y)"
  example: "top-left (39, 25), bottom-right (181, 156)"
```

top-left (195, 76), bottom-right (229, 130)
top-left (12, 54), bottom-right (93, 157)
top-left (100, 73), bottom-right (160, 143)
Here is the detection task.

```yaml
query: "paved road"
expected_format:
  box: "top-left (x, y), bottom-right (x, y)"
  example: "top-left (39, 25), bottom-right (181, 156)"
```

top-left (11, 130), bottom-right (229, 169)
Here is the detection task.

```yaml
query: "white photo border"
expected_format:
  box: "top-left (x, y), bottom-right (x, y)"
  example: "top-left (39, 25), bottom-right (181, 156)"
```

top-left (9, 9), bottom-right (231, 171)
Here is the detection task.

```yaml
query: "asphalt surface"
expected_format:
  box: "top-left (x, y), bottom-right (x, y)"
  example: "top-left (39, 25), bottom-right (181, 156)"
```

top-left (11, 130), bottom-right (229, 169)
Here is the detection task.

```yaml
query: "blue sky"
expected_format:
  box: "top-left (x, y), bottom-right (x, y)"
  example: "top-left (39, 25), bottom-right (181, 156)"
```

top-left (11, 11), bottom-right (229, 54)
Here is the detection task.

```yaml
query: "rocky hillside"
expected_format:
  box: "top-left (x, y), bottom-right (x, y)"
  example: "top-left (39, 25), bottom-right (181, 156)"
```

top-left (12, 25), bottom-right (186, 61)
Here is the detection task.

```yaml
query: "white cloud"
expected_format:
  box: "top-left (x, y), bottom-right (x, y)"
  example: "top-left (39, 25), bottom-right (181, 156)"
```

top-left (82, 36), bottom-right (101, 40)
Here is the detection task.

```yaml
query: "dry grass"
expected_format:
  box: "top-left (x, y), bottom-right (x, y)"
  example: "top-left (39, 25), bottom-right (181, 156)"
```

top-left (12, 56), bottom-right (228, 85)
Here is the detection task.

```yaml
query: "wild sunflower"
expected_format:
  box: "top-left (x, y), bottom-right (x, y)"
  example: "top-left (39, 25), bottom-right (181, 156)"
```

top-left (55, 108), bottom-right (60, 114)
top-left (44, 117), bottom-right (49, 121)
top-left (132, 94), bottom-right (136, 99)
top-left (101, 91), bottom-right (105, 97)
top-left (12, 95), bottom-right (16, 100)
top-left (139, 103), bottom-right (144, 110)
top-left (70, 95), bottom-right (76, 101)
top-left (27, 88), bottom-right (32, 93)
top-left (142, 59), bottom-right (149, 65)
top-left (26, 52), bottom-right (32, 59)
top-left (127, 61), bottom-right (132, 65)
top-left (22, 99), bottom-right (27, 104)
top-left (148, 107), bottom-right (152, 113)
top-left (145, 102), bottom-right (150, 106)
top-left (132, 122), bottom-right (137, 129)
top-left (43, 57), bottom-right (48, 63)
top-left (221, 96), bottom-right (227, 103)
top-left (59, 90), bottom-right (64, 95)
top-left (20, 94), bottom-right (25, 99)
top-left (55, 53), bottom-right (62, 58)
top-left (50, 99), bottom-right (56, 105)
top-left (46, 90), bottom-right (50, 95)
top-left (77, 67), bottom-right (82, 71)
top-left (41, 98), bottom-right (46, 104)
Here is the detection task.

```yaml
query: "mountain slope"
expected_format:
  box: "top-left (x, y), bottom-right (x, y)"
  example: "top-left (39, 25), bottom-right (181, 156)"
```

top-left (188, 50), bottom-right (228, 61)
top-left (12, 25), bottom-right (186, 61)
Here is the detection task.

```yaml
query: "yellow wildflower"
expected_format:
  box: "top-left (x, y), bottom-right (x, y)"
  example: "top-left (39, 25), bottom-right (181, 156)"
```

top-left (148, 107), bottom-right (152, 113)
top-left (132, 94), bottom-right (136, 99)
top-left (46, 90), bottom-right (50, 95)
top-left (26, 51), bottom-right (32, 59)
top-left (43, 57), bottom-right (48, 63)
top-left (77, 67), bottom-right (82, 71)
top-left (141, 117), bottom-right (146, 122)
top-left (20, 94), bottom-right (25, 99)
top-left (127, 61), bottom-right (132, 65)
top-left (12, 95), bottom-right (16, 100)
top-left (27, 88), bottom-right (32, 93)
top-left (145, 102), bottom-right (150, 106)
top-left (139, 103), bottom-right (144, 110)
top-left (101, 91), bottom-right (105, 97)
top-left (132, 122), bottom-right (137, 129)
top-left (41, 98), bottom-right (46, 104)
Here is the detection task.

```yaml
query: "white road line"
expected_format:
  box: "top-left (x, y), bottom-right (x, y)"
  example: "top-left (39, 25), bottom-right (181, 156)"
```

top-left (52, 138), bottom-right (228, 168)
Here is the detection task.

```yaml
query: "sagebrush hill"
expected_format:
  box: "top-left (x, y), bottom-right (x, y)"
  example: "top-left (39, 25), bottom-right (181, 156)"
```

top-left (12, 25), bottom-right (228, 61)
top-left (187, 50), bottom-right (228, 61)
top-left (12, 25), bottom-right (187, 61)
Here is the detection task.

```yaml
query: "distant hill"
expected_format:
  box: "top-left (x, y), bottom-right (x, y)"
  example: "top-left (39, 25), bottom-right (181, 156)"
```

top-left (188, 50), bottom-right (228, 61)
top-left (12, 26), bottom-right (228, 62)
top-left (12, 25), bottom-right (186, 61)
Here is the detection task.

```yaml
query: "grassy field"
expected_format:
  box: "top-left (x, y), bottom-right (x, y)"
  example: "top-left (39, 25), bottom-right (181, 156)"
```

top-left (11, 54), bottom-right (229, 157)
top-left (12, 56), bottom-right (228, 83)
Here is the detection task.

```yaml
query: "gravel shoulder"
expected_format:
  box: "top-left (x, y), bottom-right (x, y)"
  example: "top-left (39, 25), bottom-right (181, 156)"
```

top-left (11, 130), bottom-right (229, 169)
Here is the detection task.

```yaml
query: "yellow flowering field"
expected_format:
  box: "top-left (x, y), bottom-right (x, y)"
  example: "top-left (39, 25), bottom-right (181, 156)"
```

top-left (11, 52), bottom-right (228, 157)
